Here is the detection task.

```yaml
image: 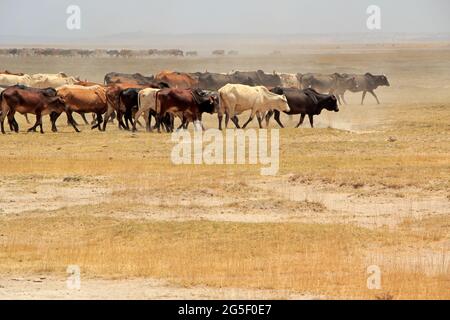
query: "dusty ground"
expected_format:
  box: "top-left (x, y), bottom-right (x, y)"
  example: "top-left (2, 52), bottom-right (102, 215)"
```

top-left (0, 46), bottom-right (449, 299)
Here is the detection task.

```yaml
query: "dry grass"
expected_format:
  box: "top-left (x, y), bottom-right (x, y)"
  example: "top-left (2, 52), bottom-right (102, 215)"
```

top-left (0, 212), bottom-right (448, 299)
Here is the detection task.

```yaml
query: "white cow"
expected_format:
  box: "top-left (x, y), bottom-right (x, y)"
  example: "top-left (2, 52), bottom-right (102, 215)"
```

top-left (0, 74), bottom-right (32, 87)
top-left (218, 84), bottom-right (290, 129)
top-left (134, 88), bottom-right (160, 131)
top-left (31, 73), bottom-right (79, 88)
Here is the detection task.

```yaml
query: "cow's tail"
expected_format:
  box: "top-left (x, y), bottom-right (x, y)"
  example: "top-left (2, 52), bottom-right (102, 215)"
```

top-left (0, 90), bottom-right (7, 116)
top-left (154, 90), bottom-right (160, 128)
top-left (137, 90), bottom-right (142, 112)
top-left (118, 90), bottom-right (124, 111)
top-left (218, 90), bottom-right (224, 115)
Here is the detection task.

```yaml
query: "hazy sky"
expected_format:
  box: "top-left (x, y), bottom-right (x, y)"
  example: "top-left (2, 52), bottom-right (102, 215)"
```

top-left (0, 0), bottom-right (449, 37)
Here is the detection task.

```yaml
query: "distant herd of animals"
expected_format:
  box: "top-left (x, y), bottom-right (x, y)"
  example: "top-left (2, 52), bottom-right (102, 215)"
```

top-left (0, 69), bottom-right (390, 134)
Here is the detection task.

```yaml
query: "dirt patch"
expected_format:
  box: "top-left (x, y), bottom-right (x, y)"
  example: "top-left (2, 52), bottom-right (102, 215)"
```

top-left (0, 276), bottom-right (323, 300)
top-left (0, 176), bottom-right (111, 215)
top-left (249, 176), bottom-right (450, 228)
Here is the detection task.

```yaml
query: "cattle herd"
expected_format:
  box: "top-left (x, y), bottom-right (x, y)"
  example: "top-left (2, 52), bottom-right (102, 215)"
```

top-left (0, 69), bottom-right (390, 134)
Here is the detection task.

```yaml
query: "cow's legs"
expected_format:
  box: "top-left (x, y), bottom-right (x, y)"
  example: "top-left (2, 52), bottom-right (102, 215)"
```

top-left (6, 114), bottom-right (13, 131)
top-left (12, 117), bottom-right (19, 132)
top-left (0, 113), bottom-right (5, 134)
top-left (256, 112), bottom-right (264, 129)
top-left (218, 113), bottom-right (223, 130)
top-left (231, 115), bottom-right (240, 129)
top-left (28, 112), bottom-right (41, 133)
top-left (361, 91), bottom-right (367, 105)
top-left (341, 92), bottom-right (348, 105)
top-left (65, 110), bottom-right (80, 133)
top-left (147, 111), bottom-right (154, 132)
top-left (69, 114), bottom-right (80, 126)
top-left (80, 113), bottom-right (89, 125)
top-left (308, 114), bottom-right (314, 128)
top-left (273, 110), bottom-right (285, 128)
top-left (132, 108), bottom-right (145, 132)
top-left (116, 111), bottom-right (125, 130)
top-left (37, 112), bottom-right (45, 134)
top-left (155, 114), bottom-right (162, 133)
top-left (369, 90), bottom-right (380, 104)
top-left (50, 111), bottom-right (59, 132)
top-left (265, 110), bottom-right (273, 127)
top-left (90, 113), bottom-right (97, 125)
top-left (102, 108), bottom-right (113, 131)
top-left (295, 114), bottom-right (306, 128)
top-left (24, 113), bottom-right (30, 124)
top-left (242, 110), bottom-right (256, 129)
top-left (8, 112), bottom-right (18, 133)
top-left (91, 113), bottom-right (103, 131)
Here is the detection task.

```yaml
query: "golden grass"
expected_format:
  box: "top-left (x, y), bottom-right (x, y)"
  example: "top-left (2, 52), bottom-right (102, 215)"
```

top-left (0, 212), bottom-right (448, 299)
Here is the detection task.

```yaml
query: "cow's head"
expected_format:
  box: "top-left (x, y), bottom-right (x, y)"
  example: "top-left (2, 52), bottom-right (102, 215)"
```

top-left (377, 74), bottom-right (390, 87)
top-left (276, 94), bottom-right (290, 113)
top-left (200, 92), bottom-right (219, 114)
top-left (323, 95), bottom-right (339, 112)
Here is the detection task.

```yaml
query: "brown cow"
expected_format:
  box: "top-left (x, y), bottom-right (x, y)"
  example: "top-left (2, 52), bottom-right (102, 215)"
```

top-left (0, 85), bottom-right (76, 134)
top-left (154, 71), bottom-right (198, 89)
top-left (155, 88), bottom-right (217, 132)
top-left (56, 85), bottom-right (107, 132)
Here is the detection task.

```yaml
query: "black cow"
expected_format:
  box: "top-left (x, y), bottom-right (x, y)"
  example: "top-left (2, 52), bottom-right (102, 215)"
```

top-left (119, 88), bottom-right (142, 130)
top-left (344, 73), bottom-right (390, 105)
top-left (266, 87), bottom-right (339, 128)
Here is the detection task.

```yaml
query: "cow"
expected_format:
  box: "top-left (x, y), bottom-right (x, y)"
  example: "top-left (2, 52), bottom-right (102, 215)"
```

top-left (217, 84), bottom-right (290, 130)
top-left (104, 72), bottom-right (155, 85)
top-left (56, 85), bottom-right (107, 131)
top-left (154, 71), bottom-right (198, 89)
top-left (298, 73), bottom-right (357, 105)
top-left (30, 72), bottom-right (80, 88)
top-left (154, 88), bottom-right (218, 132)
top-left (343, 73), bottom-right (390, 105)
top-left (134, 88), bottom-right (160, 132)
top-left (265, 87), bottom-right (339, 128)
top-left (0, 85), bottom-right (76, 134)
top-left (118, 88), bottom-right (147, 130)
top-left (0, 73), bottom-right (32, 87)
